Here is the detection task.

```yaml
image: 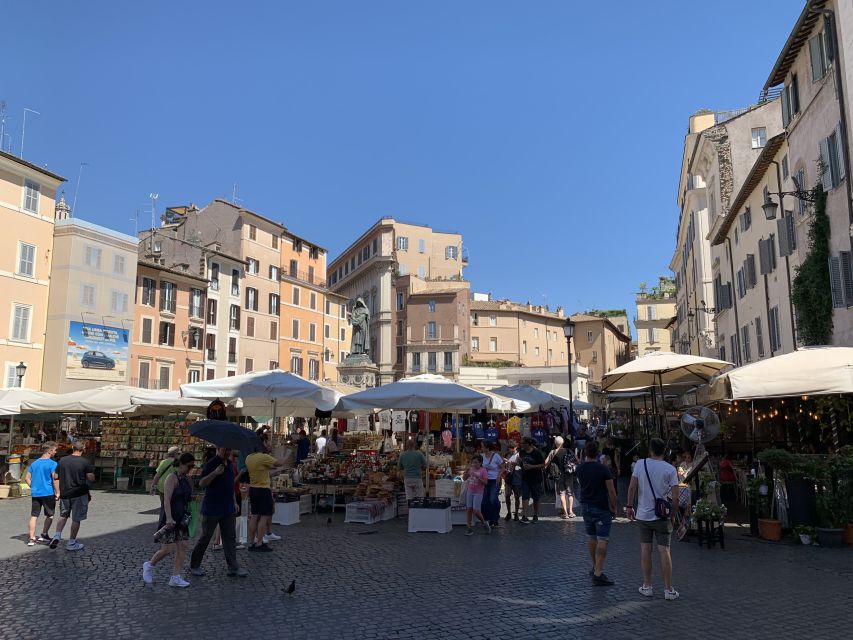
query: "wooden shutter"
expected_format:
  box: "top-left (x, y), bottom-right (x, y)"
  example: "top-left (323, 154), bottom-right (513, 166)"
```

top-left (759, 239), bottom-right (770, 275)
top-left (777, 217), bottom-right (792, 257)
top-left (840, 251), bottom-right (853, 306)
top-left (835, 123), bottom-right (846, 182)
top-left (809, 34), bottom-right (824, 81)
top-left (723, 283), bottom-right (732, 310)
top-left (781, 84), bottom-right (790, 127)
top-left (820, 138), bottom-right (833, 191)
top-left (829, 256), bottom-right (845, 307)
top-left (746, 255), bottom-right (757, 288)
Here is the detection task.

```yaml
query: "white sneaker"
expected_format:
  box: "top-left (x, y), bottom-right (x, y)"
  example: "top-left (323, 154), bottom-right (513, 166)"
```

top-left (168, 575), bottom-right (190, 588)
top-left (65, 542), bottom-right (84, 551)
top-left (638, 585), bottom-right (654, 598)
top-left (236, 543), bottom-right (247, 550)
top-left (483, 522), bottom-right (491, 534)
top-left (142, 561), bottom-right (154, 585)
top-left (264, 532), bottom-right (282, 542)
top-left (664, 588), bottom-right (680, 601)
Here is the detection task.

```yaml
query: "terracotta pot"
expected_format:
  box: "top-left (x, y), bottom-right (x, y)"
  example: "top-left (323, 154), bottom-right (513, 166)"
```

top-left (843, 523), bottom-right (853, 546)
top-left (758, 518), bottom-right (782, 541)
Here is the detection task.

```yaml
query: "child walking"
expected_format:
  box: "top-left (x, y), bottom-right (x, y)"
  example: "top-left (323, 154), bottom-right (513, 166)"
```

top-left (463, 454), bottom-right (490, 536)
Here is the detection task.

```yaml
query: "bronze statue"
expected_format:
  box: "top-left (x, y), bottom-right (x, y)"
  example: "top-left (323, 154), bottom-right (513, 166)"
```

top-left (349, 297), bottom-right (370, 356)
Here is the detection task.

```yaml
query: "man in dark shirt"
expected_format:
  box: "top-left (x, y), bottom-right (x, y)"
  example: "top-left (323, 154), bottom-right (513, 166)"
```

top-left (518, 438), bottom-right (546, 523)
top-left (576, 440), bottom-right (619, 586)
top-left (50, 441), bottom-right (95, 551)
top-left (189, 447), bottom-right (247, 578)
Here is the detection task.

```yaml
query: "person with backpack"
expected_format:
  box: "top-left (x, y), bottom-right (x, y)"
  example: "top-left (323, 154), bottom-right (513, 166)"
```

top-left (545, 436), bottom-right (578, 519)
top-left (625, 438), bottom-right (680, 601)
top-left (151, 446), bottom-right (181, 509)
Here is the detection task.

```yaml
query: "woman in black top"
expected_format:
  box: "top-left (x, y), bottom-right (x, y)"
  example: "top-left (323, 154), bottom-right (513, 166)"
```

top-left (143, 452), bottom-right (195, 588)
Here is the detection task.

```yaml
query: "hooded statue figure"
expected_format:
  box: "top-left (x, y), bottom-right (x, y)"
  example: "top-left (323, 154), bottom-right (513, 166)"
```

top-left (349, 297), bottom-right (370, 356)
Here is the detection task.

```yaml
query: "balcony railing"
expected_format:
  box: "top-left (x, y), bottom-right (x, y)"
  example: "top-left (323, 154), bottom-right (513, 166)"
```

top-left (281, 266), bottom-right (326, 288)
top-left (231, 284), bottom-right (239, 296)
top-left (131, 377), bottom-right (171, 390)
top-left (209, 280), bottom-right (219, 291)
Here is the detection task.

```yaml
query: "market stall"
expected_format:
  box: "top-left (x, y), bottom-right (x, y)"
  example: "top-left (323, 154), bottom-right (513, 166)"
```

top-left (337, 374), bottom-right (527, 533)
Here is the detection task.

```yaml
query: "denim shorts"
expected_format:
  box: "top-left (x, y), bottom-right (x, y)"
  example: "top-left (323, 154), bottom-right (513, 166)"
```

top-left (582, 506), bottom-right (613, 540)
top-left (466, 492), bottom-right (483, 510)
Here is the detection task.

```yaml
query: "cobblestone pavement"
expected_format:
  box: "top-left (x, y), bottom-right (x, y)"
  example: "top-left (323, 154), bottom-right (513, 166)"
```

top-left (0, 491), bottom-right (851, 640)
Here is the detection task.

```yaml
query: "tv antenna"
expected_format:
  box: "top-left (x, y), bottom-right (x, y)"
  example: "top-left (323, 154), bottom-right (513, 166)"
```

top-left (232, 183), bottom-right (243, 206)
top-left (20, 107), bottom-right (41, 159)
top-left (72, 162), bottom-right (89, 215)
top-left (149, 193), bottom-right (159, 252)
top-left (0, 101), bottom-right (8, 152)
top-left (130, 209), bottom-right (140, 236)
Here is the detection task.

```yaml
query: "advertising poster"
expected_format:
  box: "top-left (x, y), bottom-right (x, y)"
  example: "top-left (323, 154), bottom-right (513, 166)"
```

top-left (66, 321), bottom-right (129, 382)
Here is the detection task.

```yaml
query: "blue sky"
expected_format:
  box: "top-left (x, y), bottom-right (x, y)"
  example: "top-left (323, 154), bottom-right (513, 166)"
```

top-left (4, 0), bottom-right (803, 335)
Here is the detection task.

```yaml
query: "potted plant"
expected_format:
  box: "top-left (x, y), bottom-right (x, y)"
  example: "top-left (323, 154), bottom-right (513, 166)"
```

top-left (793, 525), bottom-right (816, 546)
top-left (759, 449), bottom-right (816, 528)
top-left (693, 499), bottom-right (727, 523)
top-left (815, 456), bottom-right (848, 548)
top-left (749, 476), bottom-right (781, 540)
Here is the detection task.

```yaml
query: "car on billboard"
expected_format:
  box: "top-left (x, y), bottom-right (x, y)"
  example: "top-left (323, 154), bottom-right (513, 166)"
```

top-left (81, 350), bottom-right (116, 369)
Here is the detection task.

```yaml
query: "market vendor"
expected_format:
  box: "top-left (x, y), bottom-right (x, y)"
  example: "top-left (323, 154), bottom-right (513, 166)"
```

top-left (397, 438), bottom-right (426, 501)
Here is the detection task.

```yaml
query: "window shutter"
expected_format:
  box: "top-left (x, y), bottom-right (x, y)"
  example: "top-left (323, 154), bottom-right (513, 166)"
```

top-left (841, 251), bottom-right (853, 306)
top-left (723, 282), bottom-right (733, 309)
top-left (791, 75), bottom-right (800, 114)
top-left (759, 239), bottom-right (770, 275)
top-left (768, 309), bottom-right (778, 352)
top-left (820, 138), bottom-right (833, 191)
top-left (809, 34), bottom-right (823, 81)
top-left (829, 256), bottom-right (845, 308)
top-left (781, 85), bottom-right (790, 127)
top-left (746, 255), bottom-right (757, 288)
top-left (836, 123), bottom-right (846, 181)
top-left (777, 218), bottom-right (791, 257)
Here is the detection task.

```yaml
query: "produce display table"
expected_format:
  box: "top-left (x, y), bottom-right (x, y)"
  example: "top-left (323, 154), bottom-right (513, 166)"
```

top-left (272, 500), bottom-right (300, 526)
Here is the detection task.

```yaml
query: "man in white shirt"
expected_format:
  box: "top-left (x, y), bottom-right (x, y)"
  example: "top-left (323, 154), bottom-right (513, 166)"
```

top-left (625, 437), bottom-right (680, 601)
top-left (315, 430), bottom-right (328, 456)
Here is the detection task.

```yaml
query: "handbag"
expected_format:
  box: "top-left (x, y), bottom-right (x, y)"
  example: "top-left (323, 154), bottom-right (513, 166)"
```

top-left (643, 460), bottom-right (673, 519)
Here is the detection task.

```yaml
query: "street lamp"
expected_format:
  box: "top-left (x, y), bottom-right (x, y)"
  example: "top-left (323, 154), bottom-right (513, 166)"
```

top-left (562, 318), bottom-right (575, 435)
top-left (15, 362), bottom-right (26, 388)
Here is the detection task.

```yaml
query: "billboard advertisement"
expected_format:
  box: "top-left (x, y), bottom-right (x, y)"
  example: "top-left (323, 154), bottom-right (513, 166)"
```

top-left (66, 321), bottom-right (129, 382)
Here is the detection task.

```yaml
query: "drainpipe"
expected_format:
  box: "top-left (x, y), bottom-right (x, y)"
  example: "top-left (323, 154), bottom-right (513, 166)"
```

top-left (725, 237), bottom-right (742, 365)
top-left (821, 10), bottom-right (853, 230)
top-left (763, 272), bottom-right (774, 357)
top-left (769, 159), bottom-right (798, 349)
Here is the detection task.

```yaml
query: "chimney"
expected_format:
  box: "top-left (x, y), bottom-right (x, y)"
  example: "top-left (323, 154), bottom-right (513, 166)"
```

top-left (55, 191), bottom-right (71, 221)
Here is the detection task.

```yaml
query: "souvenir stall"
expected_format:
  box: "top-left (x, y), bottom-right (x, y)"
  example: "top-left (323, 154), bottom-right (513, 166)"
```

top-left (336, 374), bottom-right (528, 533)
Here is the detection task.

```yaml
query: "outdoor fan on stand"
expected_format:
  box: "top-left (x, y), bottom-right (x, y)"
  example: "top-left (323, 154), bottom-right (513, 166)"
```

top-left (679, 406), bottom-right (720, 498)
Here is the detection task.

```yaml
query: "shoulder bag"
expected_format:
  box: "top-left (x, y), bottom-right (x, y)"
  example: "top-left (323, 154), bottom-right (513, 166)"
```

top-left (643, 459), bottom-right (673, 519)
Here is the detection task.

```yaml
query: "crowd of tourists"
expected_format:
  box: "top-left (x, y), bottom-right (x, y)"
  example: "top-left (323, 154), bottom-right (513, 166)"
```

top-left (23, 424), bottom-right (681, 600)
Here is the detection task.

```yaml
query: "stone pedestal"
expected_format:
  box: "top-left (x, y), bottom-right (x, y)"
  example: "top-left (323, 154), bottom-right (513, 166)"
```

top-left (338, 354), bottom-right (380, 389)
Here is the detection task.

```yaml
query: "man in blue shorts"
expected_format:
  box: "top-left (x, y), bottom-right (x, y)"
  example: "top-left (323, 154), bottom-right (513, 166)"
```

top-left (24, 442), bottom-right (59, 546)
top-left (576, 440), bottom-right (619, 586)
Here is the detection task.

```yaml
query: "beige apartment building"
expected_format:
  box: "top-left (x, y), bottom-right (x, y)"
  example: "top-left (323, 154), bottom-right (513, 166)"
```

top-left (43, 207), bottom-right (138, 393)
top-left (0, 150), bottom-right (65, 389)
top-left (635, 277), bottom-right (677, 356)
top-left (670, 99), bottom-right (783, 358)
top-left (570, 314), bottom-right (631, 388)
top-left (758, 0), bottom-right (853, 347)
top-left (395, 275), bottom-right (470, 379)
top-left (131, 259), bottom-right (207, 389)
top-left (329, 218), bottom-right (465, 384)
top-left (710, 134), bottom-right (800, 364)
top-left (468, 294), bottom-right (571, 368)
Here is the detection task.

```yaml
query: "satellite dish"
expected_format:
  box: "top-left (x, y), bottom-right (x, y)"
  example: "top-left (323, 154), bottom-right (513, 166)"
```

top-left (680, 406), bottom-right (720, 444)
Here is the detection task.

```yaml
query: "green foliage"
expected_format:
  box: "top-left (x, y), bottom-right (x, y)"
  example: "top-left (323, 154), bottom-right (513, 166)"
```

top-left (792, 184), bottom-right (833, 345)
top-left (692, 498), bottom-right (726, 522)
top-left (747, 476), bottom-right (770, 518)
top-left (758, 448), bottom-right (805, 477)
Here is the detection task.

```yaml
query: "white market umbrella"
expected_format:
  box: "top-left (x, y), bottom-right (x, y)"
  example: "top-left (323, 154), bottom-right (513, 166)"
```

top-left (602, 352), bottom-right (733, 392)
top-left (709, 346), bottom-right (853, 401)
top-left (336, 374), bottom-right (529, 413)
top-left (0, 388), bottom-right (52, 455)
top-left (129, 389), bottom-right (212, 414)
top-left (20, 384), bottom-right (137, 414)
top-left (181, 369), bottom-right (341, 424)
top-left (602, 352), bottom-right (732, 433)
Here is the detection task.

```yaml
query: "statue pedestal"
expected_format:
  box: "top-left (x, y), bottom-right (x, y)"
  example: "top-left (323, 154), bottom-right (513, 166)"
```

top-left (338, 354), bottom-right (379, 389)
